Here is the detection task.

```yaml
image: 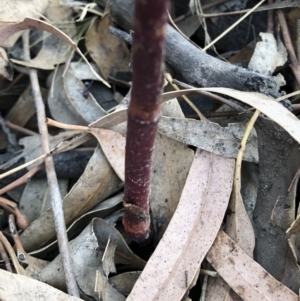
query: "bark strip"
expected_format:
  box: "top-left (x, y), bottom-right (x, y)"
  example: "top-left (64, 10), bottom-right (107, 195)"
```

top-left (123, 0), bottom-right (169, 242)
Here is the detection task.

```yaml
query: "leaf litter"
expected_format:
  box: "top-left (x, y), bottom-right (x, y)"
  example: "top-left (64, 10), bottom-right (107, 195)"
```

top-left (0, 1), bottom-right (300, 301)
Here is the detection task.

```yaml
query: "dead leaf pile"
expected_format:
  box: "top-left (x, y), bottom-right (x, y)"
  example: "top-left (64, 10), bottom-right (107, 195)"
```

top-left (0, 1), bottom-right (300, 301)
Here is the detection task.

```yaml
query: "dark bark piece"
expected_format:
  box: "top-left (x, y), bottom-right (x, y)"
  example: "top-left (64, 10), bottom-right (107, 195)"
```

top-left (98, 0), bottom-right (279, 96)
top-left (123, 0), bottom-right (169, 242)
top-left (253, 117), bottom-right (300, 287)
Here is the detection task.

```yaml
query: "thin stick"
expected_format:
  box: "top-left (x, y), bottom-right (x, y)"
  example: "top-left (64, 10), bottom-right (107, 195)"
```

top-left (277, 10), bottom-right (300, 88)
top-left (267, 0), bottom-right (274, 33)
top-left (0, 240), bottom-right (12, 272)
top-left (46, 118), bottom-right (88, 131)
top-left (5, 121), bottom-right (38, 136)
top-left (22, 32), bottom-right (79, 297)
top-left (0, 163), bottom-right (44, 195)
top-left (203, 0), bottom-right (266, 51)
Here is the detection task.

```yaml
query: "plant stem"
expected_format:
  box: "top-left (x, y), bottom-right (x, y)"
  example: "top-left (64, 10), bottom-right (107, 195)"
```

top-left (123, 0), bottom-right (169, 242)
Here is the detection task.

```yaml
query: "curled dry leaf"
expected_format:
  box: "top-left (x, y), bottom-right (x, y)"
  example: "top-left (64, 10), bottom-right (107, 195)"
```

top-left (85, 15), bottom-right (131, 79)
top-left (0, 17), bottom-right (109, 87)
top-left (206, 231), bottom-right (297, 301)
top-left (6, 85), bottom-right (47, 127)
top-left (163, 88), bottom-right (300, 145)
top-left (30, 193), bottom-right (123, 258)
top-left (108, 271), bottom-right (141, 296)
top-left (11, 0), bottom-right (76, 69)
top-left (48, 65), bottom-right (106, 125)
top-left (0, 269), bottom-right (81, 301)
top-left (127, 150), bottom-right (234, 301)
top-left (90, 128), bottom-right (126, 181)
top-left (39, 218), bottom-right (126, 301)
top-left (158, 116), bottom-right (258, 162)
top-left (20, 146), bottom-right (121, 252)
top-left (0, 0), bottom-right (49, 48)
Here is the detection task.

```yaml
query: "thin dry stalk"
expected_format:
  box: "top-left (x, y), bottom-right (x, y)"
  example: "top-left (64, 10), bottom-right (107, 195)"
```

top-left (22, 32), bottom-right (79, 297)
top-left (123, 0), bottom-right (170, 242)
top-left (277, 10), bottom-right (300, 88)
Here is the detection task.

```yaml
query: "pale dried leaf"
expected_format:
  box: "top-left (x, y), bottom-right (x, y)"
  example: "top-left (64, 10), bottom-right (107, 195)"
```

top-left (158, 117), bottom-right (258, 162)
top-left (0, 17), bottom-right (109, 87)
top-left (11, 0), bottom-right (76, 69)
top-left (127, 150), bottom-right (234, 301)
top-left (40, 219), bottom-right (125, 300)
top-left (0, 269), bottom-right (81, 301)
top-left (20, 146), bottom-right (121, 252)
top-left (85, 15), bottom-right (130, 79)
top-left (0, 47), bottom-right (13, 80)
top-left (108, 272), bottom-right (141, 296)
top-left (206, 231), bottom-right (297, 301)
top-left (91, 128), bottom-right (125, 181)
top-left (163, 88), bottom-right (300, 145)
top-left (0, 0), bottom-right (49, 47)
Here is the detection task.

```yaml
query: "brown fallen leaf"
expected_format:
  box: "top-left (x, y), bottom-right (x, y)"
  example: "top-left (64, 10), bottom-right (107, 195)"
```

top-left (126, 149), bottom-right (234, 301)
top-left (0, 17), bottom-right (109, 87)
top-left (20, 146), bottom-right (121, 252)
top-left (206, 230), bottom-right (297, 301)
top-left (85, 14), bottom-right (131, 79)
top-left (11, 0), bottom-right (76, 70)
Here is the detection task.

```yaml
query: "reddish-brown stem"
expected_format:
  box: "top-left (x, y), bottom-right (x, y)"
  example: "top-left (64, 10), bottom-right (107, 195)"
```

top-left (277, 10), bottom-right (300, 88)
top-left (123, 0), bottom-right (170, 242)
top-left (267, 0), bottom-right (274, 32)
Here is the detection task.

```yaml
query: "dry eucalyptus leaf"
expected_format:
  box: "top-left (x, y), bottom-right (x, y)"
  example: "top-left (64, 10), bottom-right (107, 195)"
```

top-left (0, 131), bottom-right (76, 170)
top-left (163, 88), bottom-right (300, 145)
top-left (0, 47), bottom-right (13, 80)
top-left (91, 128), bottom-right (125, 181)
top-left (151, 99), bottom-right (194, 241)
top-left (5, 85), bottom-right (47, 127)
top-left (69, 61), bottom-right (101, 80)
top-left (20, 146), bottom-right (121, 252)
top-left (158, 117), bottom-right (258, 162)
top-left (108, 272), bottom-right (141, 296)
top-left (0, 17), bottom-right (109, 87)
top-left (127, 150), bottom-right (234, 301)
top-left (102, 239), bottom-right (117, 276)
top-left (0, 0), bottom-right (49, 48)
top-left (30, 193), bottom-right (123, 258)
top-left (48, 65), bottom-right (106, 125)
top-left (11, 0), bottom-right (76, 69)
top-left (93, 218), bottom-right (146, 268)
top-left (85, 15), bottom-right (131, 79)
top-left (19, 179), bottom-right (68, 223)
top-left (39, 219), bottom-right (125, 301)
top-left (207, 231), bottom-right (298, 301)
top-left (0, 269), bottom-right (81, 301)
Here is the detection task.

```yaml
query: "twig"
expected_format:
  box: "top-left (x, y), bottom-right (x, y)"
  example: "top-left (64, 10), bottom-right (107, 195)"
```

top-left (277, 10), bottom-right (300, 88)
top-left (123, 0), bottom-right (170, 242)
top-left (0, 163), bottom-right (44, 195)
top-left (203, 0), bottom-right (266, 51)
top-left (267, 0), bottom-right (274, 33)
top-left (0, 240), bottom-right (12, 272)
top-left (22, 32), bottom-right (79, 297)
top-left (165, 74), bottom-right (206, 121)
top-left (5, 121), bottom-right (38, 136)
top-left (173, 79), bottom-right (245, 112)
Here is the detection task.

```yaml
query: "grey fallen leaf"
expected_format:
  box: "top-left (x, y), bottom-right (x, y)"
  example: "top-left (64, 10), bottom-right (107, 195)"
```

top-left (109, 272), bottom-right (141, 296)
top-left (20, 146), bottom-right (121, 252)
top-left (29, 193), bottom-right (123, 258)
top-left (158, 117), bottom-right (258, 163)
top-left (93, 218), bottom-right (146, 269)
top-left (39, 218), bottom-right (125, 301)
top-left (20, 178), bottom-right (68, 222)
